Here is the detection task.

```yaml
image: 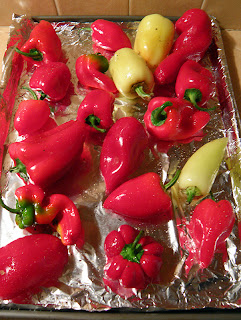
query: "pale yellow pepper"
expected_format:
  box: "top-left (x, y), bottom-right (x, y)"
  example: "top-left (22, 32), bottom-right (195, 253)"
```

top-left (109, 48), bottom-right (154, 100)
top-left (134, 14), bottom-right (175, 70)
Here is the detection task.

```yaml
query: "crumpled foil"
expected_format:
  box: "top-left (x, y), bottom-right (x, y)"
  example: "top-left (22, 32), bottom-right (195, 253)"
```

top-left (0, 13), bottom-right (241, 313)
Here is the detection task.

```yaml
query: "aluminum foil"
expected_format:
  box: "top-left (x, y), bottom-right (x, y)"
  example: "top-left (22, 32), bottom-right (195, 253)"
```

top-left (0, 13), bottom-right (241, 312)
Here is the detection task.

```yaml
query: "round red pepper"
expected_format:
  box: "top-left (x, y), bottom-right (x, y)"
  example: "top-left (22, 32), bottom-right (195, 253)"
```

top-left (104, 225), bottom-right (163, 293)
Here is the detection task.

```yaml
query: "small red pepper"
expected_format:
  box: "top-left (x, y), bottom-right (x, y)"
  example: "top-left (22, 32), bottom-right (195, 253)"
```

top-left (15, 20), bottom-right (62, 67)
top-left (91, 19), bottom-right (132, 53)
top-left (77, 89), bottom-right (114, 136)
top-left (154, 9), bottom-right (212, 85)
top-left (103, 171), bottom-right (178, 224)
top-left (9, 120), bottom-right (85, 188)
top-left (100, 117), bottom-right (149, 195)
top-left (178, 198), bottom-right (235, 275)
top-left (0, 234), bottom-right (68, 300)
top-left (144, 97), bottom-right (210, 141)
top-left (175, 60), bottom-right (216, 110)
top-left (103, 225), bottom-right (163, 294)
top-left (0, 184), bottom-right (84, 246)
top-left (29, 62), bottom-right (71, 101)
top-left (75, 53), bottom-right (117, 93)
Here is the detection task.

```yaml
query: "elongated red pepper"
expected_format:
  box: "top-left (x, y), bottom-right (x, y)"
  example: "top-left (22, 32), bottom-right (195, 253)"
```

top-left (15, 20), bottom-right (62, 67)
top-left (144, 97), bottom-right (210, 141)
top-left (77, 89), bottom-right (114, 135)
top-left (103, 225), bottom-right (163, 295)
top-left (9, 120), bottom-right (85, 188)
top-left (29, 62), bottom-right (71, 101)
top-left (0, 234), bottom-right (68, 300)
top-left (154, 9), bottom-right (212, 85)
top-left (178, 198), bottom-right (235, 275)
top-left (175, 60), bottom-right (216, 110)
top-left (75, 53), bottom-right (117, 93)
top-left (103, 172), bottom-right (177, 224)
top-left (0, 184), bottom-right (84, 246)
top-left (91, 19), bottom-right (132, 53)
top-left (100, 117), bottom-right (149, 195)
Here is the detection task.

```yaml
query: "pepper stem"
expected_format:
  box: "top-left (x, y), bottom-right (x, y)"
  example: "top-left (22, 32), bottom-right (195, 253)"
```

top-left (85, 114), bottom-right (106, 133)
top-left (22, 86), bottom-right (38, 100)
top-left (164, 169), bottom-right (181, 190)
top-left (0, 197), bottom-right (19, 214)
top-left (40, 91), bottom-right (47, 100)
top-left (151, 101), bottom-right (173, 126)
top-left (135, 85), bottom-right (152, 100)
top-left (184, 89), bottom-right (216, 112)
top-left (15, 47), bottom-right (43, 61)
top-left (10, 158), bottom-right (29, 182)
top-left (131, 230), bottom-right (144, 249)
top-left (120, 230), bottom-right (144, 263)
top-left (185, 186), bottom-right (202, 204)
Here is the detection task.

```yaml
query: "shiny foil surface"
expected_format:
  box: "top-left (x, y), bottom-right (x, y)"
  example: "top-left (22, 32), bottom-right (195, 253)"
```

top-left (0, 14), bottom-right (241, 312)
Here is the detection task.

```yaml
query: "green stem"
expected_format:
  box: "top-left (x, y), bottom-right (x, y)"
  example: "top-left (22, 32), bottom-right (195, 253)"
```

top-left (22, 86), bottom-right (38, 100)
top-left (184, 88), bottom-right (216, 112)
top-left (131, 230), bottom-right (144, 249)
top-left (151, 101), bottom-right (173, 126)
top-left (135, 85), bottom-right (151, 100)
top-left (85, 114), bottom-right (106, 133)
top-left (164, 169), bottom-right (181, 190)
top-left (40, 91), bottom-right (47, 100)
top-left (185, 186), bottom-right (202, 204)
top-left (0, 197), bottom-right (19, 214)
top-left (15, 47), bottom-right (43, 61)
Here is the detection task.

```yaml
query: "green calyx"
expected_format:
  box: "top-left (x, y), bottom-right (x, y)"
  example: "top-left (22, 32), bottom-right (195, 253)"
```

top-left (15, 47), bottom-right (43, 61)
top-left (10, 158), bottom-right (29, 182)
top-left (120, 230), bottom-right (144, 263)
top-left (89, 53), bottom-right (109, 73)
top-left (151, 101), bottom-right (173, 126)
top-left (185, 186), bottom-right (202, 204)
top-left (85, 114), bottom-right (106, 133)
top-left (184, 88), bottom-right (216, 112)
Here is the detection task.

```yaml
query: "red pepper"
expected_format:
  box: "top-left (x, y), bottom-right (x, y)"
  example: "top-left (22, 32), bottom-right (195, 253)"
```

top-left (175, 60), bottom-right (216, 110)
top-left (91, 19), bottom-right (132, 53)
top-left (9, 120), bottom-right (85, 188)
top-left (77, 89), bottom-right (114, 137)
top-left (29, 62), bottom-right (71, 101)
top-left (0, 184), bottom-right (84, 246)
top-left (75, 53), bottom-right (117, 93)
top-left (154, 9), bottom-right (212, 85)
top-left (100, 117), bottom-right (149, 195)
top-left (0, 234), bottom-right (68, 300)
top-left (144, 97), bottom-right (210, 141)
top-left (178, 198), bottom-right (235, 275)
top-left (103, 225), bottom-right (163, 294)
top-left (103, 172), bottom-right (175, 224)
top-left (15, 20), bottom-right (62, 67)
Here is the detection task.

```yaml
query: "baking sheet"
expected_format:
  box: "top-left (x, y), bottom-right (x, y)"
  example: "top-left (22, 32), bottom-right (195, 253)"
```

top-left (0, 13), bottom-right (241, 316)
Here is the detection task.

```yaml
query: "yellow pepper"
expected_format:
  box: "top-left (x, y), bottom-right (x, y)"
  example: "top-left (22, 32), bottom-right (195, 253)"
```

top-left (134, 14), bottom-right (175, 70)
top-left (109, 48), bottom-right (154, 100)
top-left (176, 137), bottom-right (228, 203)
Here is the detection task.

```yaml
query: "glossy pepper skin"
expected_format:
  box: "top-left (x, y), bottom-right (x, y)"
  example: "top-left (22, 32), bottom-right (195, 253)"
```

top-left (104, 225), bottom-right (163, 293)
top-left (77, 89), bottom-right (114, 136)
top-left (177, 137), bottom-right (228, 203)
top-left (103, 172), bottom-right (173, 224)
top-left (15, 20), bottom-right (62, 67)
top-left (75, 53), bottom-right (117, 93)
top-left (178, 199), bottom-right (235, 274)
top-left (91, 19), bottom-right (132, 52)
top-left (144, 97), bottom-right (210, 141)
top-left (29, 62), bottom-right (71, 101)
top-left (154, 9), bottom-right (212, 85)
top-left (134, 14), bottom-right (174, 70)
top-left (100, 117), bottom-right (149, 195)
top-left (109, 48), bottom-right (154, 100)
top-left (0, 234), bottom-right (68, 300)
top-left (9, 120), bottom-right (85, 188)
top-left (175, 60), bottom-right (216, 110)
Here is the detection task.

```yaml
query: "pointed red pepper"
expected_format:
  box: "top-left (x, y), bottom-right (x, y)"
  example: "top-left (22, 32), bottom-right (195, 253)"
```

top-left (144, 97), bottom-right (210, 141)
top-left (103, 225), bottom-right (163, 295)
top-left (0, 234), bottom-right (68, 300)
top-left (75, 53), bottom-right (117, 93)
top-left (154, 9), bottom-right (212, 85)
top-left (178, 198), bottom-right (235, 275)
top-left (77, 89), bottom-right (114, 141)
top-left (91, 19), bottom-right (132, 57)
top-left (100, 117), bottom-right (149, 195)
top-left (103, 171), bottom-right (179, 224)
top-left (29, 62), bottom-right (72, 101)
top-left (15, 20), bottom-right (62, 67)
top-left (9, 120), bottom-right (85, 188)
top-left (175, 60), bottom-right (216, 110)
